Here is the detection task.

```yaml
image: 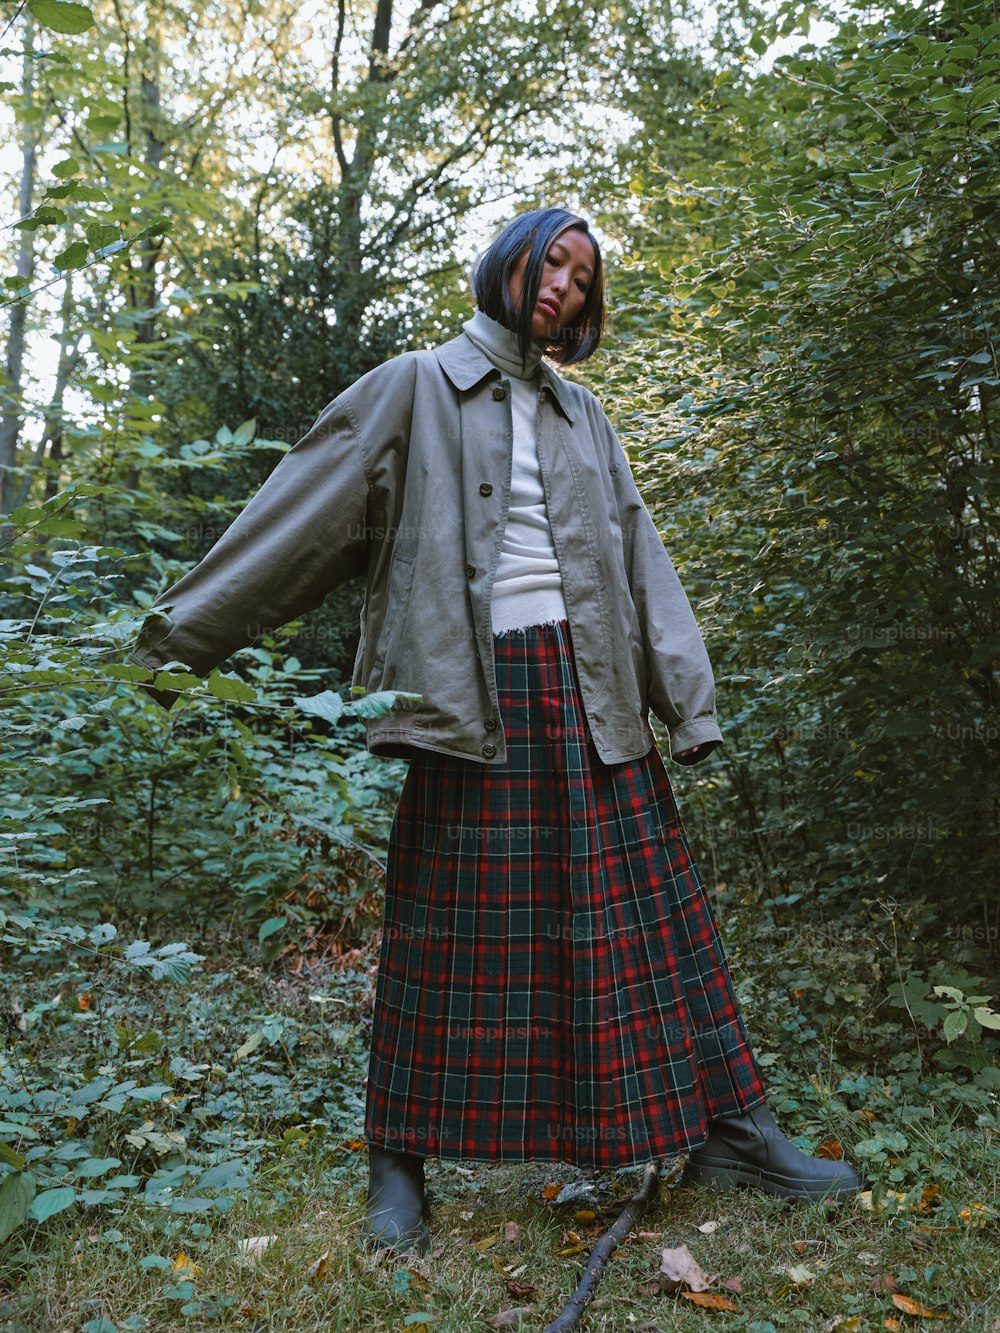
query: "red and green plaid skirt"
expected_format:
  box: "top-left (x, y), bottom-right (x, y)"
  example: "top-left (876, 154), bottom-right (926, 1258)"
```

top-left (364, 619), bottom-right (767, 1170)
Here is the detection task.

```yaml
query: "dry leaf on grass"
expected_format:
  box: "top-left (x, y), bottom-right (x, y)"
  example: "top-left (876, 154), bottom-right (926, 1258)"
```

top-left (487, 1307), bottom-right (533, 1328)
top-left (659, 1244), bottom-right (714, 1292)
top-left (171, 1251), bottom-right (200, 1276)
top-left (306, 1248), bottom-right (332, 1280)
top-left (871, 1273), bottom-right (901, 1295)
top-left (891, 1293), bottom-right (952, 1319)
top-left (503, 1221), bottom-right (520, 1243)
top-left (505, 1280), bottom-right (537, 1298)
top-left (237, 1235), bottom-right (276, 1263)
top-left (681, 1292), bottom-right (738, 1311)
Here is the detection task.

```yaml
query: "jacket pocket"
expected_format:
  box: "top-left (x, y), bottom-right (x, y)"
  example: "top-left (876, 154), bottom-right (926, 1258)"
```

top-left (372, 550), bottom-right (416, 688)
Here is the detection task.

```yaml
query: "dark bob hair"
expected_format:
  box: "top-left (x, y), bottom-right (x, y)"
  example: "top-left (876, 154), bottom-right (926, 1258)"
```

top-left (468, 207), bottom-right (605, 368)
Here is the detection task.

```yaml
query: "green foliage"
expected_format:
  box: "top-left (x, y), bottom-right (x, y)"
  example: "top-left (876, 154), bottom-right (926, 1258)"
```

top-left (0, 908), bottom-right (371, 1250)
top-left (602, 0), bottom-right (1000, 931)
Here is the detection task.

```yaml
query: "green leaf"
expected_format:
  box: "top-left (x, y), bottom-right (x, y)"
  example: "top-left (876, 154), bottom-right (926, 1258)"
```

top-left (0, 1170), bottom-right (36, 1243)
top-left (235, 1029), bottom-right (264, 1061)
top-left (257, 916), bottom-right (286, 944)
top-left (206, 673), bottom-right (256, 703)
top-left (346, 689), bottom-right (421, 719)
top-left (51, 240), bottom-right (89, 272)
top-left (942, 1010), bottom-right (968, 1042)
top-left (973, 1007), bottom-right (1000, 1030)
top-left (29, 1186), bottom-right (76, 1222)
top-left (27, 0), bottom-right (96, 35)
top-left (74, 1157), bottom-right (122, 1179)
top-left (192, 1159), bottom-right (246, 1193)
top-left (294, 690), bottom-right (345, 725)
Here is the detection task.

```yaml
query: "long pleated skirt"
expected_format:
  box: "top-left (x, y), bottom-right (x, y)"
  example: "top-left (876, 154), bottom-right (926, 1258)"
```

top-left (363, 619), bottom-right (768, 1170)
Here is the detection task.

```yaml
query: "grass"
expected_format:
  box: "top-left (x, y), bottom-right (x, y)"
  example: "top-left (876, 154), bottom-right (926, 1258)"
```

top-left (2, 901), bottom-right (998, 1332)
top-left (3, 1134), bottom-right (998, 1331)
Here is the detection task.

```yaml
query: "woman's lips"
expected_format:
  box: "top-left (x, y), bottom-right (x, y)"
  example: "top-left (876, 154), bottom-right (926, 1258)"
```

top-left (537, 298), bottom-right (559, 319)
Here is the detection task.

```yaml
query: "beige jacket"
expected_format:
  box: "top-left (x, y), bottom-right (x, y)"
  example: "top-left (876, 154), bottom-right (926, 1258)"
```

top-left (127, 328), bottom-right (725, 767)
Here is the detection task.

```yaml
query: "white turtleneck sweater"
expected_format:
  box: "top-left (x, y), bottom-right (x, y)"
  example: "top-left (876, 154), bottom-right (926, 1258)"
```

top-left (461, 307), bottom-right (569, 636)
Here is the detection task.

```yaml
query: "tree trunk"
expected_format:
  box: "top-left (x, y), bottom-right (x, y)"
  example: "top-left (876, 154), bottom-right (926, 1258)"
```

top-left (0, 12), bottom-right (40, 515)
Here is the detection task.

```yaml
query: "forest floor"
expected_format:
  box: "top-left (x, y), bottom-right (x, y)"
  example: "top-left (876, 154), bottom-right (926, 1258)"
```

top-left (2, 897), bottom-right (998, 1332)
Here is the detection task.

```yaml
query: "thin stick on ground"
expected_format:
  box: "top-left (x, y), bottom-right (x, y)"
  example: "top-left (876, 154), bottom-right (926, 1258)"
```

top-left (542, 1157), bottom-right (681, 1333)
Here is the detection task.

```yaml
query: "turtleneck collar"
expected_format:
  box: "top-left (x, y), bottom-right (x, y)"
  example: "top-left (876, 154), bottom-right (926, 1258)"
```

top-left (461, 307), bottom-right (547, 381)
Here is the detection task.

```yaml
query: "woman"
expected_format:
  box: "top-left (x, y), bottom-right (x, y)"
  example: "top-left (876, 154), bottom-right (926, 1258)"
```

top-left (127, 207), bottom-right (861, 1262)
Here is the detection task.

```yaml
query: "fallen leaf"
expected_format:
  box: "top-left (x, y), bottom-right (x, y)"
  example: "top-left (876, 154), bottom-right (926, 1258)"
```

top-left (660, 1244), bottom-right (712, 1292)
top-left (505, 1280), bottom-right (537, 1298)
top-left (171, 1251), bottom-right (200, 1276)
top-left (78, 993), bottom-right (93, 1011)
top-left (681, 1292), bottom-right (738, 1311)
top-left (474, 1234), bottom-right (500, 1250)
top-left (793, 1239), bottom-right (809, 1254)
top-left (696, 1219), bottom-right (720, 1234)
top-left (871, 1274), bottom-right (901, 1295)
top-left (958, 1203), bottom-right (992, 1227)
top-left (558, 1243), bottom-right (588, 1256)
top-left (306, 1249), bottom-right (332, 1280)
top-left (541, 1184), bottom-right (560, 1200)
top-left (574, 1209), bottom-right (596, 1224)
top-left (636, 1230), bottom-right (663, 1241)
top-left (818, 1139), bottom-right (844, 1160)
top-left (720, 1275), bottom-right (742, 1294)
top-left (891, 1293), bottom-right (952, 1318)
top-left (237, 1235), bottom-right (276, 1263)
top-left (857, 1189), bottom-right (910, 1212)
top-left (504, 1221), bottom-right (520, 1243)
top-left (884, 1320), bottom-right (901, 1330)
top-left (786, 1264), bottom-right (816, 1286)
top-left (487, 1307), bottom-right (533, 1328)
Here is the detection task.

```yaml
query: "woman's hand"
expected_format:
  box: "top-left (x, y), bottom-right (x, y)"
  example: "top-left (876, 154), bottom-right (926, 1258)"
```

top-left (675, 743), bottom-right (711, 764)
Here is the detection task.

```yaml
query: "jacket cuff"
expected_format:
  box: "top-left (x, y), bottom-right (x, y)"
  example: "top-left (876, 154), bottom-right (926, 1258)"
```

top-left (126, 649), bottom-right (181, 711)
top-left (669, 716), bottom-right (724, 764)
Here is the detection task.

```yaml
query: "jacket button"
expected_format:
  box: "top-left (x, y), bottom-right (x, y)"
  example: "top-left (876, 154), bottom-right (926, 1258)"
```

top-left (464, 563), bottom-right (476, 578)
top-left (482, 743), bottom-right (496, 759)
top-left (479, 482), bottom-right (493, 496)
top-left (484, 718), bottom-right (497, 731)
top-left (491, 385), bottom-right (506, 401)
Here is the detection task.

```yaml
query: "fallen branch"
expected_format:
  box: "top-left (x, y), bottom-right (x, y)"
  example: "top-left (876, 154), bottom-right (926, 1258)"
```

top-left (543, 1157), bottom-right (682, 1332)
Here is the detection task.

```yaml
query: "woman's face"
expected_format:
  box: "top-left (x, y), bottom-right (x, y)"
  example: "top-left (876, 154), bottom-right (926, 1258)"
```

top-left (508, 226), bottom-right (594, 340)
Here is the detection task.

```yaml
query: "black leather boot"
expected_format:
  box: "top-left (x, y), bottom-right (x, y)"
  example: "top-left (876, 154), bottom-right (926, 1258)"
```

top-left (680, 1102), bottom-right (862, 1201)
top-left (356, 1143), bottom-right (431, 1256)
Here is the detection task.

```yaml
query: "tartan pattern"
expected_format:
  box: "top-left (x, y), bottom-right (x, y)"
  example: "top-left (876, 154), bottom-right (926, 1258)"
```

top-left (364, 619), bottom-right (767, 1170)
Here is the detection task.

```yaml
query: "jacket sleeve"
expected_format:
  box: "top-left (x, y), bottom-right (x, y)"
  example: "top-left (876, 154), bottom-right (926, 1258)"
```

top-left (126, 358), bottom-right (412, 708)
top-left (598, 403), bottom-right (724, 765)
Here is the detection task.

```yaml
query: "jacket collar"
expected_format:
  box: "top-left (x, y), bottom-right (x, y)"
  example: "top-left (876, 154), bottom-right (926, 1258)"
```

top-left (433, 332), bottom-right (577, 424)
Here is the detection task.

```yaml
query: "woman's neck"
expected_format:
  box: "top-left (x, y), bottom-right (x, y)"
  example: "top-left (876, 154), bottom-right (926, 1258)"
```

top-left (462, 307), bottom-right (546, 381)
